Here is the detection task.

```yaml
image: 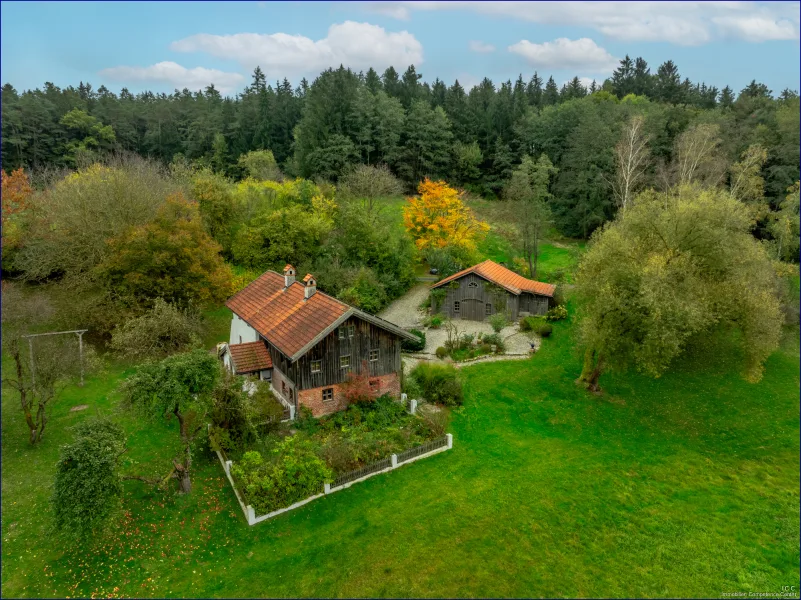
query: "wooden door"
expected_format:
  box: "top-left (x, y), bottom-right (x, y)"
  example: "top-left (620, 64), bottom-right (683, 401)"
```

top-left (462, 298), bottom-right (485, 321)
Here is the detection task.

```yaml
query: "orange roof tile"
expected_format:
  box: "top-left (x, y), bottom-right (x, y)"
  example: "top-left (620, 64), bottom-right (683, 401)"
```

top-left (431, 259), bottom-right (556, 297)
top-left (228, 341), bottom-right (273, 374)
top-left (226, 271), bottom-right (351, 360)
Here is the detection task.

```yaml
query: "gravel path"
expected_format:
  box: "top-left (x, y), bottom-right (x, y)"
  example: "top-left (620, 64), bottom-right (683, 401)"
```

top-left (378, 284), bottom-right (430, 329)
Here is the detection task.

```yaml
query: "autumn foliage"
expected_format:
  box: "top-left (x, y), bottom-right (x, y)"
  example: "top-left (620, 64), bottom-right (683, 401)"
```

top-left (1, 168), bottom-right (32, 250)
top-left (403, 179), bottom-right (489, 253)
top-left (97, 192), bottom-right (233, 307)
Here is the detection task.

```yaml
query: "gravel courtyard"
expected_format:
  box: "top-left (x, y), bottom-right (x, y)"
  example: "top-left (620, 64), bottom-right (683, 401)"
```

top-left (379, 283), bottom-right (540, 369)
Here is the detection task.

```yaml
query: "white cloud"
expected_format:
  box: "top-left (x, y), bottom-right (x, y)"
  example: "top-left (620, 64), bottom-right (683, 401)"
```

top-left (509, 38), bottom-right (618, 71)
top-left (170, 21), bottom-right (423, 77)
top-left (366, 1), bottom-right (800, 46)
top-left (713, 15), bottom-right (799, 41)
top-left (98, 61), bottom-right (245, 93)
top-left (469, 40), bottom-right (496, 53)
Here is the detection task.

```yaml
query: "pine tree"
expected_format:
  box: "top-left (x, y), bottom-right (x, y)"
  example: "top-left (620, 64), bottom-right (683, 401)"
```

top-left (543, 77), bottom-right (560, 106)
top-left (526, 72), bottom-right (543, 108)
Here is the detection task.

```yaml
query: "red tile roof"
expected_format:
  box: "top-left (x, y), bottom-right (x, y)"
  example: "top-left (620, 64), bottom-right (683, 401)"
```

top-left (431, 259), bottom-right (556, 297)
top-left (228, 341), bottom-right (272, 374)
top-left (226, 271), bottom-right (351, 360)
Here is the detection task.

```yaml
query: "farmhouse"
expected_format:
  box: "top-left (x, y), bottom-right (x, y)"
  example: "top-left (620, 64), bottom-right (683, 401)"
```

top-left (430, 259), bottom-right (556, 321)
top-left (220, 265), bottom-right (417, 418)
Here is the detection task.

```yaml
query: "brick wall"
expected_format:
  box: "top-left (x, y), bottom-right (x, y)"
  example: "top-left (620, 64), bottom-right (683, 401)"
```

top-left (298, 372), bottom-right (401, 417)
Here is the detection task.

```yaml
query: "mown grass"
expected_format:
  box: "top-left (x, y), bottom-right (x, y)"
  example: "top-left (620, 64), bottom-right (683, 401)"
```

top-left (2, 297), bottom-right (798, 598)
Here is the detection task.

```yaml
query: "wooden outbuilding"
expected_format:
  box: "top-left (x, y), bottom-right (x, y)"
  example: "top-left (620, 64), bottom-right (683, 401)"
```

top-left (430, 259), bottom-right (555, 321)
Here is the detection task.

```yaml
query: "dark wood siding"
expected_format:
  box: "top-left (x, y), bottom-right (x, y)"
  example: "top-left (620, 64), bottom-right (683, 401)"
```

top-left (431, 273), bottom-right (519, 321)
top-left (519, 292), bottom-right (550, 316)
top-left (288, 316), bottom-right (402, 390)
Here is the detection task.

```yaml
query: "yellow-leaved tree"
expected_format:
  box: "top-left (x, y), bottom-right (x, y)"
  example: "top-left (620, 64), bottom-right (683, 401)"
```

top-left (402, 179), bottom-right (489, 253)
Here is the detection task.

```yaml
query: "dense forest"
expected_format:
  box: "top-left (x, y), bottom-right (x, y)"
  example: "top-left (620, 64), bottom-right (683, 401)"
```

top-left (3, 55), bottom-right (799, 240)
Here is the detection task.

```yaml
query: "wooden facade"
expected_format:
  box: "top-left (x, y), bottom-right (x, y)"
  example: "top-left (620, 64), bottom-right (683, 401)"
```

top-left (267, 315), bottom-right (403, 405)
top-left (431, 272), bottom-right (550, 322)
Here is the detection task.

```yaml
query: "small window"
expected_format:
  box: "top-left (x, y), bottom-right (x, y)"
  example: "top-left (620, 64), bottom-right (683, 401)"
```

top-left (369, 349), bottom-right (379, 362)
top-left (338, 325), bottom-right (355, 339)
top-left (322, 387), bottom-right (334, 402)
top-left (239, 335), bottom-right (242, 344)
top-left (454, 301), bottom-right (460, 312)
top-left (485, 303), bottom-right (492, 315)
top-left (311, 360), bottom-right (322, 373)
top-left (468, 281), bottom-right (479, 288)
top-left (369, 379), bottom-right (379, 392)
top-left (340, 355), bottom-right (351, 369)
top-left (338, 327), bottom-right (346, 340)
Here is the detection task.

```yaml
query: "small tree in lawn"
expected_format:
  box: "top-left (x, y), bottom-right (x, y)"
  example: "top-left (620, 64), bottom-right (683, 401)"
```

top-left (53, 419), bottom-right (127, 536)
top-left (2, 283), bottom-right (95, 444)
top-left (120, 349), bottom-right (219, 493)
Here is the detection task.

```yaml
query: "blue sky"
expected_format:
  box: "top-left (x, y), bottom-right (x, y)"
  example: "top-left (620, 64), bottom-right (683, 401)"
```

top-left (2, 1), bottom-right (799, 96)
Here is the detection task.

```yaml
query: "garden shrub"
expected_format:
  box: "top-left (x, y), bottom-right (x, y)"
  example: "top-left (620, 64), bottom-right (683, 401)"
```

top-left (410, 362), bottom-right (463, 406)
top-left (488, 313), bottom-right (507, 333)
top-left (480, 343), bottom-right (492, 354)
top-left (420, 406), bottom-right (450, 437)
top-left (424, 313), bottom-right (444, 328)
top-left (110, 298), bottom-right (202, 358)
top-left (545, 305), bottom-right (568, 321)
top-left (53, 419), bottom-right (127, 536)
top-left (481, 333), bottom-right (506, 352)
top-left (231, 436), bottom-right (333, 515)
top-left (402, 329), bottom-right (426, 352)
top-left (538, 323), bottom-right (553, 337)
top-left (435, 346), bottom-right (448, 359)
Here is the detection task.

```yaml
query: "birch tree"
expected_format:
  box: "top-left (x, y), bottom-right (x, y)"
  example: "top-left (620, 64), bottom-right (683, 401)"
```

top-left (612, 116), bottom-right (650, 210)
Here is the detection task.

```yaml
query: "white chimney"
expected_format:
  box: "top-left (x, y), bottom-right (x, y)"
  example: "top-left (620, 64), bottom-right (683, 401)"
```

top-left (303, 274), bottom-right (317, 299)
top-left (283, 264), bottom-right (295, 288)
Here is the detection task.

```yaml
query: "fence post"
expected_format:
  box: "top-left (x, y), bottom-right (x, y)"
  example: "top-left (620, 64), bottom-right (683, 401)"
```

top-left (246, 505), bottom-right (256, 525)
top-left (324, 483), bottom-right (331, 494)
top-left (409, 399), bottom-right (417, 415)
top-left (289, 404), bottom-right (295, 420)
top-left (401, 393), bottom-right (407, 404)
top-left (391, 454), bottom-right (398, 468)
top-left (446, 433), bottom-right (453, 449)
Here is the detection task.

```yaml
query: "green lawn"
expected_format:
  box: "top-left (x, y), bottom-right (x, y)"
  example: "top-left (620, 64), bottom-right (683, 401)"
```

top-left (2, 301), bottom-right (798, 598)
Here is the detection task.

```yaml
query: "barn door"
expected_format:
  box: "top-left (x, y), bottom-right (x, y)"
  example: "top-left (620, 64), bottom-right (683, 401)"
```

top-left (462, 299), bottom-right (484, 321)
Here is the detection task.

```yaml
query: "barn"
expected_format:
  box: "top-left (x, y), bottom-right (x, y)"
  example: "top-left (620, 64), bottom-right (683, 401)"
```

top-left (430, 259), bottom-right (556, 322)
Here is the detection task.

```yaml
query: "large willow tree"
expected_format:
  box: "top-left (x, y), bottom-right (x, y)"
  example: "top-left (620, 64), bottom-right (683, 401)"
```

top-left (575, 185), bottom-right (783, 391)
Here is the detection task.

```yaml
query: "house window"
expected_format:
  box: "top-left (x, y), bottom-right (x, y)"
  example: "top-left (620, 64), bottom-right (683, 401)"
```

top-left (311, 360), bottom-right (322, 373)
top-left (340, 355), bottom-right (351, 369)
top-left (485, 303), bottom-right (492, 315)
top-left (468, 281), bottom-right (479, 288)
top-left (322, 387), bottom-right (334, 402)
top-left (338, 325), bottom-right (355, 339)
top-left (369, 379), bottom-right (380, 392)
top-left (454, 301), bottom-right (460, 313)
top-left (369, 349), bottom-right (379, 362)
top-left (239, 335), bottom-right (242, 344)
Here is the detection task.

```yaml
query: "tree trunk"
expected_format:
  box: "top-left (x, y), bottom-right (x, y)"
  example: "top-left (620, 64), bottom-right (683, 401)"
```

top-left (173, 408), bottom-right (193, 494)
top-left (578, 348), bottom-right (604, 393)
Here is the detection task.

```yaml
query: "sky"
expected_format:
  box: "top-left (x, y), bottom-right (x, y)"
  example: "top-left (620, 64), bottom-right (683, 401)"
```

top-left (1, 1), bottom-right (799, 97)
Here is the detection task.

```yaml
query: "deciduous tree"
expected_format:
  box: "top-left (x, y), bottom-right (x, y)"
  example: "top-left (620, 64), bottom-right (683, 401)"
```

top-left (576, 185), bottom-right (782, 392)
top-left (403, 179), bottom-right (489, 253)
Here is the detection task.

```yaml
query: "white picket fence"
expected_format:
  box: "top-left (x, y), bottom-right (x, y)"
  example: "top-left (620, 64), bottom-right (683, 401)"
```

top-left (216, 433), bottom-right (453, 526)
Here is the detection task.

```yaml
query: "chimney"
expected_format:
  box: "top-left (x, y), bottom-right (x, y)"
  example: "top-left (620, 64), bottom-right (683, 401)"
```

top-left (303, 274), bottom-right (317, 299)
top-left (283, 264), bottom-right (295, 288)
